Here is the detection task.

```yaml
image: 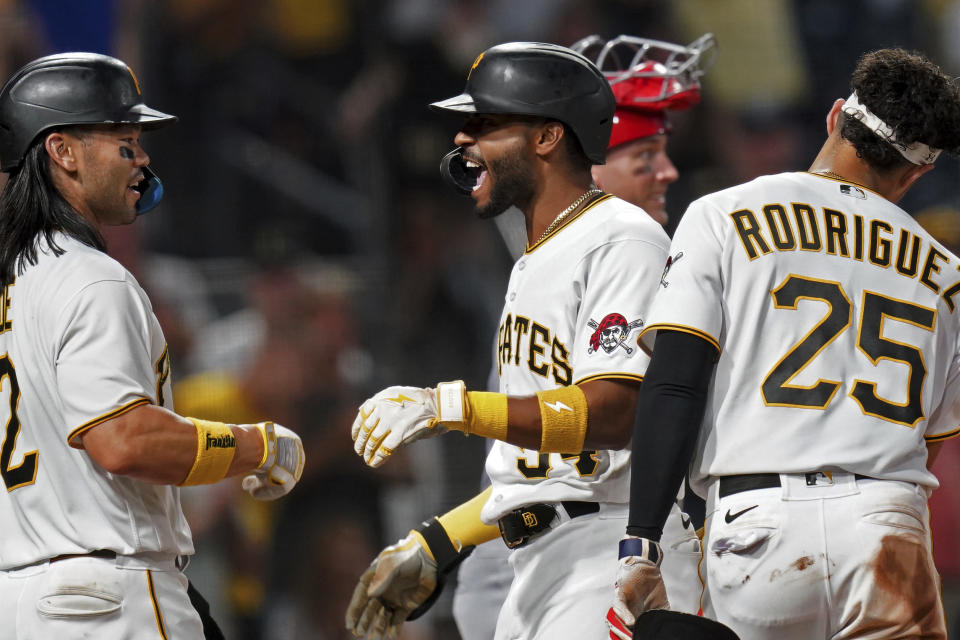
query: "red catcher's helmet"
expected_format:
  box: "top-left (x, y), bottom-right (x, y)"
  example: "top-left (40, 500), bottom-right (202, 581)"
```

top-left (572, 34), bottom-right (716, 148)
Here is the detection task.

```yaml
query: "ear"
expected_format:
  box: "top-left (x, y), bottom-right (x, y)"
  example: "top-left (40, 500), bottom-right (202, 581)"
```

top-left (44, 131), bottom-right (80, 172)
top-left (894, 162), bottom-right (934, 199)
top-left (534, 121), bottom-right (566, 157)
top-left (590, 164), bottom-right (603, 189)
top-left (826, 98), bottom-right (845, 136)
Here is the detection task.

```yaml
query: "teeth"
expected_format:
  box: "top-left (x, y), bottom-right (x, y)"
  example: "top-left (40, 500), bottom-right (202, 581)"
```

top-left (465, 159), bottom-right (480, 168)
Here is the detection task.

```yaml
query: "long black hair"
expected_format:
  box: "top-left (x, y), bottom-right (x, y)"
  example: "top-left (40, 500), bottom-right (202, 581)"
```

top-left (0, 136), bottom-right (105, 286)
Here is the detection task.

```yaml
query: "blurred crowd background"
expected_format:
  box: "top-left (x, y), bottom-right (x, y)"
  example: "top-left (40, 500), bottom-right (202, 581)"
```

top-left (3, 0), bottom-right (960, 638)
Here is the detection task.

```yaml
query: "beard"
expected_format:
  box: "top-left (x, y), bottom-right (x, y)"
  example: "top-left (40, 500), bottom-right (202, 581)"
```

top-left (476, 146), bottom-right (535, 220)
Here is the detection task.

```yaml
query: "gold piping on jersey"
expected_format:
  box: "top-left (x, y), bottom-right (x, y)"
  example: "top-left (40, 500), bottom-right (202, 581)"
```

top-left (574, 372), bottom-right (644, 386)
top-left (925, 425), bottom-right (960, 442)
top-left (524, 193), bottom-right (614, 253)
top-left (67, 397), bottom-right (151, 448)
top-left (147, 570), bottom-right (169, 640)
top-left (637, 324), bottom-right (721, 356)
top-left (805, 171), bottom-right (882, 197)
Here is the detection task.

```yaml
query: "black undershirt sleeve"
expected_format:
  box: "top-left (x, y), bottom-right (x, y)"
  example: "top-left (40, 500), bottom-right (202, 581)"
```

top-left (626, 329), bottom-right (718, 539)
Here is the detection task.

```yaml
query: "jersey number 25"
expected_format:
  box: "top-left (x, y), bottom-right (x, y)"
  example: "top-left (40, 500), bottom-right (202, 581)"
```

top-left (762, 275), bottom-right (935, 427)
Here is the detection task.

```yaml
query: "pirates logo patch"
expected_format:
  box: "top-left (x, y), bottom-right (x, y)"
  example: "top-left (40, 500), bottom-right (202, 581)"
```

top-left (588, 313), bottom-right (643, 354)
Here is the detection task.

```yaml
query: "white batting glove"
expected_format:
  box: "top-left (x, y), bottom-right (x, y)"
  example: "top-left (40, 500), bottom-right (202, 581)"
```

top-left (242, 422), bottom-right (305, 500)
top-left (345, 532), bottom-right (438, 639)
top-left (351, 385), bottom-right (451, 468)
top-left (606, 536), bottom-right (669, 639)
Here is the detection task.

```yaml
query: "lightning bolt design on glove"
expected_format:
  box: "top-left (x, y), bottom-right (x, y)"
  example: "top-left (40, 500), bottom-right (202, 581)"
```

top-left (351, 386), bottom-right (448, 467)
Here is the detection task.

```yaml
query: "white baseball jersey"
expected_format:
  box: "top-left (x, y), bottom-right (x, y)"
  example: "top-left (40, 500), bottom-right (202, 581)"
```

top-left (481, 194), bottom-right (670, 523)
top-left (641, 171), bottom-right (960, 496)
top-left (0, 232), bottom-right (192, 570)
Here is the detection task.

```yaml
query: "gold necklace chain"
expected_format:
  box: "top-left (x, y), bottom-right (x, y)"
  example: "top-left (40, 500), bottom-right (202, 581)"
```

top-left (534, 189), bottom-right (602, 245)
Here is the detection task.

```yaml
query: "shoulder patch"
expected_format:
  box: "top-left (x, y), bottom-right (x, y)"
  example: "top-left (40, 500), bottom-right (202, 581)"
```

top-left (587, 313), bottom-right (643, 355)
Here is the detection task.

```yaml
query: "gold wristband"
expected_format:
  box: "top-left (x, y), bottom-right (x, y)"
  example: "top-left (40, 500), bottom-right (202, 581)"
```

top-left (536, 385), bottom-right (588, 452)
top-left (179, 418), bottom-right (237, 486)
top-left (436, 381), bottom-right (509, 441)
top-left (465, 391), bottom-right (509, 441)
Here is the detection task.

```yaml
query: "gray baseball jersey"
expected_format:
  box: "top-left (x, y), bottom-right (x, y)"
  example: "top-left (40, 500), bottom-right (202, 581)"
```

top-left (0, 232), bottom-right (192, 570)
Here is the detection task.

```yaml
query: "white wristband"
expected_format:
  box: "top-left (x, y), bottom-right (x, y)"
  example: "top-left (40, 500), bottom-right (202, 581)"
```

top-left (436, 380), bottom-right (466, 423)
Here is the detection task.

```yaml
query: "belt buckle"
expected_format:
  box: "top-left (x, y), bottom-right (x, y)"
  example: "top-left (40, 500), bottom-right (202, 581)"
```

top-left (498, 514), bottom-right (526, 549)
top-left (498, 507), bottom-right (549, 549)
top-left (498, 519), bottom-right (524, 549)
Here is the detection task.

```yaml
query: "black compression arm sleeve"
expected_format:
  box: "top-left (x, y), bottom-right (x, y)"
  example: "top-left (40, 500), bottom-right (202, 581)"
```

top-left (626, 330), bottom-right (718, 539)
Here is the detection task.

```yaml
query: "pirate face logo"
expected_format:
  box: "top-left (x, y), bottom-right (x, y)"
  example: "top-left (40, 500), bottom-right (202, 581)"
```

top-left (588, 313), bottom-right (643, 354)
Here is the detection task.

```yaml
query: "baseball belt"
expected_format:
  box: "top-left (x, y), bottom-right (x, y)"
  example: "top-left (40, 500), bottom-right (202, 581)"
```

top-left (49, 549), bottom-right (117, 563)
top-left (718, 472), bottom-right (873, 499)
top-left (497, 501), bottom-right (600, 549)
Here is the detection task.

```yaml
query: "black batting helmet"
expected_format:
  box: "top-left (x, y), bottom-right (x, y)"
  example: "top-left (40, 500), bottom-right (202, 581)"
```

top-left (0, 52), bottom-right (176, 172)
top-left (430, 42), bottom-right (615, 164)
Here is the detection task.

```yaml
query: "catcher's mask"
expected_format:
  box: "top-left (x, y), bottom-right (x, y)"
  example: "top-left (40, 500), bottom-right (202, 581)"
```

top-left (572, 33), bottom-right (716, 147)
top-left (0, 52), bottom-right (177, 214)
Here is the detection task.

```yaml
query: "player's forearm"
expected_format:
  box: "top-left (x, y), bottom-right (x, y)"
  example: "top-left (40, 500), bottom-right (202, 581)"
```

top-left (80, 404), bottom-right (264, 484)
top-left (626, 330), bottom-right (716, 540)
top-left (501, 379), bottom-right (638, 450)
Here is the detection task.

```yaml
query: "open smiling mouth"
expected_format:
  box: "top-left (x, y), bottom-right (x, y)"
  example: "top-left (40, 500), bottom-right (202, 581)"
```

top-left (129, 176), bottom-right (147, 199)
top-left (440, 147), bottom-right (488, 195)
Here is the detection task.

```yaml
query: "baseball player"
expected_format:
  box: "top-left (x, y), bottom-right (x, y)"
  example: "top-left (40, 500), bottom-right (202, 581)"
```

top-left (0, 53), bottom-right (305, 638)
top-left (345, 42), bottom-right (671, 640)
top-left (608, 48), bottom-right (960, 639)
top-left (449, 33), bottom-right (718, 640)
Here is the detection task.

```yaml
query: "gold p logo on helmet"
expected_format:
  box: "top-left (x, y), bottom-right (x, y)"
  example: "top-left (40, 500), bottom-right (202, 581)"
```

top-left (468, 52), bottom-right (485, 79)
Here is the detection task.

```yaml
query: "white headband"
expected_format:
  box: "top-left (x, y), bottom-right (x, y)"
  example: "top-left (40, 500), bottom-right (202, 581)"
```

top-left (841, 92), bottom-right (941, 165)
